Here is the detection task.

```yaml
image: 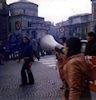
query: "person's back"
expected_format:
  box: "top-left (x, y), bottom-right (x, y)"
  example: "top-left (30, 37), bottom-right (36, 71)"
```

top-left (63, 53), bottom-right (90, 100)
top-left (58, 37), bottom-right (91, 100)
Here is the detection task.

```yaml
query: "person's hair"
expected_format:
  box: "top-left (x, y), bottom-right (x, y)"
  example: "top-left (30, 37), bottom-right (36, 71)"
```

top-left (59, 37), bottom-right (66, 42)
top-left (23, 36), bottom-right (30, 44)
top-left (66, 37), bottom-right (81, 58)
top-left (87, 32), bottom-right (96, 39)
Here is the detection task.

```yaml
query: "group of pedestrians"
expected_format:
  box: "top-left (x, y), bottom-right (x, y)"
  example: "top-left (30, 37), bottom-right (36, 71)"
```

top-left (56, 31), bottom-right (96, 100)
top-left (9, 35), bottom-right (22, 59)
top-left (1, 34), bottom-right (45, 86)
top-left (9, 34), bottom-right (43, 60)
top-left (0, 35), bottom-right (43, 86)
top-left (11, 31), bottom-right (96, 99)
top-left (1, 31), bottom-right (96, 99)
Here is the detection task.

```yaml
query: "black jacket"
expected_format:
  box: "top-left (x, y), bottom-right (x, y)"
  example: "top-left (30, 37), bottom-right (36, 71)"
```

top-left (85, 39), bottom-right (96, 56)
top-left (19, 42), bottom-right (33, 61)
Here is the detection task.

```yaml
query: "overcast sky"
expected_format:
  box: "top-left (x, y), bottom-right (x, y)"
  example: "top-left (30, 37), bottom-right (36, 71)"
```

top-left (6, 0), bottom-right (92, 24)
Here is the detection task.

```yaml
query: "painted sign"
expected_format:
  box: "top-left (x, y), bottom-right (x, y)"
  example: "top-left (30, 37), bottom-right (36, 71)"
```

top-left (15, 21), bottom-right (21, 30)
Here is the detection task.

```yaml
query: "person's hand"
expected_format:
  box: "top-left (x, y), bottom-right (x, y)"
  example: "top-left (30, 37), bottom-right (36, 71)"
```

top-left (16, 59), bottom-right (20, 63)
top-left (30, 61), bottom-right (33, 65)
top-left (29, 61), bottom-right (33, 68)
top-left (55, 51), bottom-right (62, 60)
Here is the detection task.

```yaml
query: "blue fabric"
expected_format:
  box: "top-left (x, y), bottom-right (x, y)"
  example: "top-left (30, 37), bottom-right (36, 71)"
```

top-left (19, 42), bottom-right (33, 61)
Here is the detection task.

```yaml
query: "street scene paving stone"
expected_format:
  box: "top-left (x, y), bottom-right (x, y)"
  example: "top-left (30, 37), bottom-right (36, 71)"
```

top-left (0, 55), bottom-right (63, 100)
top-left (38, 56), bottom-right (57, 68)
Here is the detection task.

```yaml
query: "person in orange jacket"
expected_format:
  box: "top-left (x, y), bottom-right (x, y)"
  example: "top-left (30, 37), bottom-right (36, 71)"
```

top-left (59, 37), bottom-right (91, 100)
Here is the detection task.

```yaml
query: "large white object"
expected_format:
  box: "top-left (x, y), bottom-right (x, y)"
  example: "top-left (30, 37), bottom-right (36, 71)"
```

top-left (40, 34), bottom-right (64, 53)
top-left (80, 40), bottom-right (88, 53)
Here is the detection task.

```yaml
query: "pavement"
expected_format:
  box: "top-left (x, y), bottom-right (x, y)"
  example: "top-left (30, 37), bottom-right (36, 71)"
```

top-left (0, 55), bottom-right (63, 100)
top-left (1, 54), bottom-right (96, 100)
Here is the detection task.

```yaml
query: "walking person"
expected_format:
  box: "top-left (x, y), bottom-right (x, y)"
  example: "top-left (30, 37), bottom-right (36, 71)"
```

top-left (85, 31), bottom-right (96, 56)
top-left (37, 38), bottom-right (45, 56)
top-left (57, 37), bottom-right (91, 100)
top-left (30, 36), bottom-right (40, 61)
top-left (17, 37), bottom-right (34, 86)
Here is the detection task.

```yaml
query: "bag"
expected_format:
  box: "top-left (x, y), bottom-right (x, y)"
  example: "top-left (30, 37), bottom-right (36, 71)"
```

top-left (85, 56), bottom-right (96, 92)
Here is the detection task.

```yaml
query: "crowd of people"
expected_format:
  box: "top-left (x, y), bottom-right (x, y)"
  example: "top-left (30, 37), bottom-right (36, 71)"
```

top-left (0, 34), bottom-right (47, 65)
top-left (1, 31), bottom-right (96, 100)
top-left (8, 35), bottom-right (44, 60)
top-left (0, 35), bottom-right (50, 86)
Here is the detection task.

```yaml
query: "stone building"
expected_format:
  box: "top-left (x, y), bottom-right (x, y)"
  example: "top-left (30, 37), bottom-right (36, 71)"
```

top-left (8, 0), bottom-right (48, 39)
top-left (56, 13), bottom-right (92, 39)
top-left (0, 0), bottom-right (8, 45)
top-left (91, 0), bottom-right (96, 32)
top-left (56, 0), bottom-right (96, 39)
top-left (45, 21), bottom-right (56, 36)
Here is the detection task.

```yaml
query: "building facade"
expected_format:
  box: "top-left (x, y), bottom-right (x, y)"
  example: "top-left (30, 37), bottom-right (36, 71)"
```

top-left (8, 1), bottom-right (48, 39)
top-left (91, 0), bottom-right (96, 32)
top-left (56, 13), bottom-right (92, 39)
top-left (0, 0), bottom-right (8, 45)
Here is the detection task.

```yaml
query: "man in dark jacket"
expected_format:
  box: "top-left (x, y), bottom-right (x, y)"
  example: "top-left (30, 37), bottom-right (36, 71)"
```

top-left (17, 37), bottom-right (34, 86)
top-left (85, 32), bottom-right (96, 56)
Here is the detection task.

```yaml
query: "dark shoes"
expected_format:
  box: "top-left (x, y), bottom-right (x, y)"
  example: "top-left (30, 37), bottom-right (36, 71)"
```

top-left (20, 82), bottom-right (34, 87)
top-left (27, 82), bottom-right (34, 85)
top-left (20, 83), bottom-right (28, 87)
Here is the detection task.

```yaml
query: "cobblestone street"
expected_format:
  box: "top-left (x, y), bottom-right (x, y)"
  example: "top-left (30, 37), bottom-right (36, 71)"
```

top-left (0, 55), bottom-right (63, 100)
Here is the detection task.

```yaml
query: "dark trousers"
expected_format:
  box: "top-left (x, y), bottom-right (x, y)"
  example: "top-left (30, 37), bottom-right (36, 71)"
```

top-left (33, 50), bottom-right (40, 60)
top-left (21, 59), bottom-right (34, 84)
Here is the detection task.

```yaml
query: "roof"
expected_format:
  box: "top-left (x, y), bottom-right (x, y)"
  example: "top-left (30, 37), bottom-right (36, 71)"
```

top-left (69, 13), bottom-right (91, 19)
top-left (9, 1), bottom-right (38, 7)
